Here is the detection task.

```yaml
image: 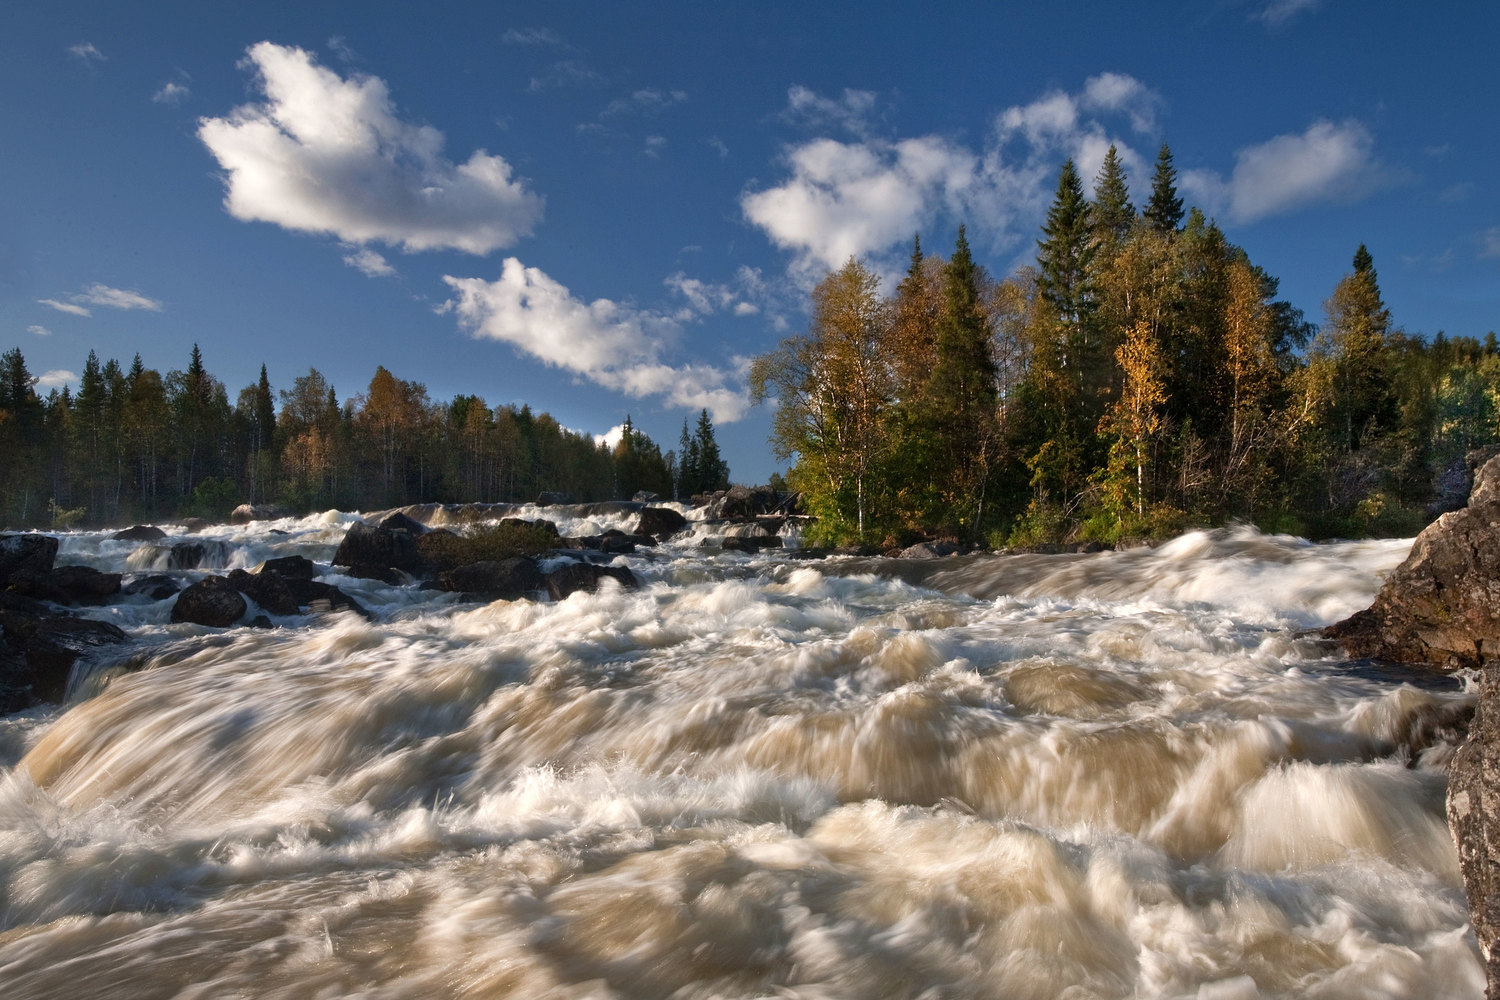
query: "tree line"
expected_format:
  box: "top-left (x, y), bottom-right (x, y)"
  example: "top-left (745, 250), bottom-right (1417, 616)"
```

top-left (752, 143), bottom-right (1500, 545)
top-left (0, 347), bottom-right (730, 527)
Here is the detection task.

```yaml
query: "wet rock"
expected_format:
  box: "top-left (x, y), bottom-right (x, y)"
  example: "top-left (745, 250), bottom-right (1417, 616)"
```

top-left (333, 521), bottom-right (425, 575)
top-left (166, 540), bottom-right (233, 571)
top-left (437, 558), bottom-right (544, 600)
top-left (7, 565), bottom-right (122, 605)
top-left (259, 555), bottom-right (316, 580)
top-left (376, 512), bottom-right (428, 536)
top-left (544, 561), bottom-right (639, 600)
top-left (170, 575), bottom-right (247, 627)
top-left (899, 541), bottom-right (961, 559)
top-left (111, 524), bottom-right (166, 542)
top-left (284, 579), bottom-right (373, 620)
top-left (123, 574), bottom-right (181, 601)
top-left (632, 491), bottom-right (660, 503)
top-left (536, 491), bottom-right (575, 506)
top-left (0, 591), bottom-right (129, 710)
top-left (227, 568), bottom-right (301, 616)
top-left (1324, 451), bottom-right (1500, 671)
top-left (177, 518), bottom-right (213, 533)
top-left (230, 503), bottom-right (293, 524)
top-left (0, 533), bottom-right (58, 584)
top-left (1448, 662), bottom-right (1500, 995)
top-left (635, 505), bottom-right (688, 541)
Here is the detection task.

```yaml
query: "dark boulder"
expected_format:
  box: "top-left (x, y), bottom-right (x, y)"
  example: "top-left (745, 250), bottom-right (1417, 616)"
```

top-left (635, 506), bottom-right (688, 541)
top-left (899, 541), bottom-right (960, 559)
top-left (536, 491), bottom-right (575, 506)
top-left (376, 512), bottom-right (428, 536)
top-left (178, 517), bottom-right (213, 533)
top-left (0, 591), bottom-right (129, 710)
top-left (8, 565), bottom-right (122, 605)
top-left (230, 503), bottom-right (293, 524)
top-left (111, 524), bottom-right (166, 542)
top-left (259, 555), bottom-right (316, 580)
top-left (170, 575), bottom-right (248, 627)
top-left (437, 558), bottom-right (544, 600)
top-left (544, 561), bottom-right (639, 600)
top-left (705, 485), bottom-right (779, 520)
top-left (332, 521), bottom-right (425, 575)
top-left (1324, 452), bottom-right (1500, 671)
top-left (227, 568), bottom-right (301, 616)
top-left (0, 534), bottom-right (58, 584)
top-left (283, 579), bottom-right (373, 620)
top-left (632, 491), bottom-right (660, 503)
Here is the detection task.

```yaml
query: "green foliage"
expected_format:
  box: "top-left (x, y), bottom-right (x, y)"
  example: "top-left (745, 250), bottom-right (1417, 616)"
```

top-left (47, 497), bottom-right (87, 529)
top-left (188, 476), bottom-right (239, 519)
top-left (1144, 143), bottom-right (1184, 233)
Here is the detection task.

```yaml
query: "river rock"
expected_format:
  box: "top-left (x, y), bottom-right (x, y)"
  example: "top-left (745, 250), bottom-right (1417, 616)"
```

top-left (635, 506), bottom-right (688, 540)
top-left (111, 524), bottom-right (166, 542)
top-left (259, 555), bottom-right (316, 580)
top-left (543, 561), bottom-right (639, 600)
top-left (437, 558), bottom-right (543, 600)
top-left (0, 533), bottom-right (58, 584)
top-left (536, 491), bottom-right (575, 506)
top-left (7, 565), bottom-right (122, 605)
top-left (123, 574), bottom-right (181, 601)
top-left (170, 575), bottom-right (248, 627)
top-left (227, 568), bottom-right (301, 616)
top-left (0, 591), bottom-right (128, 710)
top-left (333, 521), bottom-right (425, 576)
top-left (230, 503), bottom-right (293, 524)
top-left (1324, 452), bottom-right (1500, 670)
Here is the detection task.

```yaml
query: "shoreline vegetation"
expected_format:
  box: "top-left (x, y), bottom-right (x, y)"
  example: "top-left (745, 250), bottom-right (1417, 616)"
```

top-left (5, 147), bottom-right (1497, 546)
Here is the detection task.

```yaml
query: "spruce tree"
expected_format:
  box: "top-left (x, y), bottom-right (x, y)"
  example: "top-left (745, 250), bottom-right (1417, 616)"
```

top-left (1037, 159), bottom-right (1096, 334)
top-left (1144, 143), bottom-right (1184, 234)
top-left (1092, 144), bottom-right (1135, 244)
top-left (693, 408), bottom-right (728, 491)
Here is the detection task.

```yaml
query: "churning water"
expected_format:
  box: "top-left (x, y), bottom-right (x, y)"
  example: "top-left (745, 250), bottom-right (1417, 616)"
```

top-left (0, 512), bottom-right (1483, 999)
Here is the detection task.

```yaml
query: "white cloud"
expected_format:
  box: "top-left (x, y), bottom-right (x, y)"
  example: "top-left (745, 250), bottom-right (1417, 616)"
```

top-left (77, 283), bottom-right (163, 310)
top-left (443, 258), bottom-right (748, 422)
top-left (1481, 227), bottom-right (1500, 259)
top-left (527, 60), bottom-right (604, 92)
top-left (1180, 119), bottom-right (1379, 223)
top-left (1081, 72), bottom-right (1162, 134)
top-left (708, 136), bottom-right (729, 159)
top-left (1256, 0), bottom-right (1320, 26)
top-left (745, 75), bottom-right (1161, 277)
top-left (28, 325), bottom-right (51, 337)
top-left (68, 42), bottom-right (105, 65)
top-left (784, 85), bottom-right (879, 135)
top-left (153, 81), bottom-right (190, 105)
top-left (326, 35), bottom-right (357, 62)
top-left (199, 42), bottom-right (544, 255)
top-left (343, 247), bottom-right (396, 277)
top-left (594, 423), bottom-right (627, 449)
top-left (38, 298), bottom-right (92, 317)
top-left (733, 302), bottom-right (760, 317)
top-left (38, 284), bottom-right (163, 317)
top-left (644, 135), bottom-right (668, 157)
top-left (37, 370), bottom-right (77, 389)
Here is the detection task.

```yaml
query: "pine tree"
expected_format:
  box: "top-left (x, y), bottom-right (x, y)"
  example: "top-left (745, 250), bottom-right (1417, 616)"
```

top-left (692, 409), bottom-right (729, 492)
top-left (1144, 143), bottom-right (1184, 234)
top-left (1092, 144), bottom-right (1135, 245)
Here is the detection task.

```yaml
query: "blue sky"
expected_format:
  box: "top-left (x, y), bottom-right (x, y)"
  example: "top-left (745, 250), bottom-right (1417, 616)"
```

top-left (3, 1), bottom-right (1496, 484)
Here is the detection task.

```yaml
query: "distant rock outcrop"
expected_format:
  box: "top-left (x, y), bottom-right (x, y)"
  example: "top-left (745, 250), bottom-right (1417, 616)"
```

top-left (111, 524), bottom-right (166, 542)
top-left (230, 503), bottom-right (293, 524)
top-left (1324, 452), bottom-right (1500, 670)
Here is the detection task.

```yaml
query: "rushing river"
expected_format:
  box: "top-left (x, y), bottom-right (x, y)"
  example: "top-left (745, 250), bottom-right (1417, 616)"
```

top-left (0, 509), bottom-right (1484, 999)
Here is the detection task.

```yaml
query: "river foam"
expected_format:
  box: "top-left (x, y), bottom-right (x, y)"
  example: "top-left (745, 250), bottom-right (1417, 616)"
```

top-left (0, 519), bottom-right (1482, 998)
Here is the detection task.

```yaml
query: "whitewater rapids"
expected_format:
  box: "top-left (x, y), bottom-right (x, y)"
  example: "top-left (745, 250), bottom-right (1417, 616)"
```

top-left (0, 513), bottom-right (1483, 998)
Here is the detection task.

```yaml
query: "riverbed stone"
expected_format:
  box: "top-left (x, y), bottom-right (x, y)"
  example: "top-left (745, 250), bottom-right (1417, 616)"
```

top-left (0, 533), bottom-right (58, 584)
top-left (170, 575), bottom-right (247, 627)
top-left (437, 558), bottom-right (543, 600)
top-left (111, 524), bottom-right (166, 542)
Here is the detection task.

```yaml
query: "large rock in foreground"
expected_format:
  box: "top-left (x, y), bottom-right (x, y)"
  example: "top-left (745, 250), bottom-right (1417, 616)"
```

top-left (1324, 452), bottom-right (1500, 671)
top-left (1448, 662), bottom-right (1500, 995)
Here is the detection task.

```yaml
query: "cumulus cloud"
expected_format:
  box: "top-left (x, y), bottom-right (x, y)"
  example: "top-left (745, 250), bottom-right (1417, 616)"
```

top-left (745, 75), bottom-right (1161, 277)
top-left (38, 298), bottom-right (92, 317)
top-left (594, 423), bottom-right (627, 449)
top-left (343, 248), bottom-right (396, 277)
top-left (1180, 119), bottom-right (1380, 223)
top-left (68, 42), bottom-right (105, 65)
top-left (153, 81), bottom-right (190, 105)
top-left (37, 370), bottom-right (77, 389)
top-left (199, 42), bottom-right (544, 255)
top-left (443, 258), bottom-right (748, 421)
top-left (28, 325), bottom-right (51, 337)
